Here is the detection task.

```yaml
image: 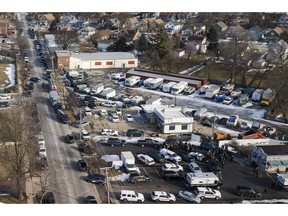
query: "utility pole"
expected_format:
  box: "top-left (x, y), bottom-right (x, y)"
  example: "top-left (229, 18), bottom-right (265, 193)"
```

top-left (211, 108), bottom-right (217, 141)
top-left (106, 167), bottom-right (110, 204)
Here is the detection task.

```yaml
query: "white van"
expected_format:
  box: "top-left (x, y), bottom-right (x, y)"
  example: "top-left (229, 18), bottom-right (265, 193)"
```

top-left (160, 148), bottom-right (182, 163)
top-left (84, 107), bottom-right (92, 115)
top-left (119, 190), bottom-right (145, 203)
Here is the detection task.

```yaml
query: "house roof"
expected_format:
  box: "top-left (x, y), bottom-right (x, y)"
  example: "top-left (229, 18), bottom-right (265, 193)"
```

top-left (215, 21), bottom-right (228, 30)
top-left (273, 27), bottom-right (285, 35)
top-left (188, 35), bottom-right (206, 42)
top-left (97, 30), bottom-right (114, 37)
top-left (70, 52), bottom-right (137, 61)
top-left (153, 19), bottom-right (164, 25)
top-left (43, 13), bottom-right (55, 22)
top-left (166, 20), bottom-right (181, 26)
top-left (0, 19), bottom-right (9, 24)
top-left (257, 144), bottom-right (288, 156)
top-left (249, 26), bottom-right (263, 33)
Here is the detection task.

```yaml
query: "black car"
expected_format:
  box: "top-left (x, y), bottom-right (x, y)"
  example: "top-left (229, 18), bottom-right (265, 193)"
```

top-left (85, 174), bottom-right (106, 184)
top-left (217, 117), bottom-right (228, 126)
top-left (160, 171), bottom-right (185, 180)
top-left (176, 150), bottom-right (195, 162)
top-left (126, 129), bottom-right (145, 137)
top-left (78, 99), bottom-right (89, 107)
top-left (77, 160), bottom-right (88, 172)
top-left (42, 192), bottom-right (55, 204)
top-left (102, 138), bottom-right (126, 147)
top-left (86, 196), bottom-right (97, 204)
top-left (78, 143), bottom-right (94, 154)
top-left (128, 172), bottom-right (151, 183)
top-left (234, 186), bottom-right (261, 198)
top-left (0, 102), bottom-right (9, 108)
top-left (88, 101), bottom-right (97, 109)
top-left (30, 76), bottom-right (40, 83)
top-left (66, 134), bottom-right (75, 144)
top-left (147, 150), bottom-right (165, 163)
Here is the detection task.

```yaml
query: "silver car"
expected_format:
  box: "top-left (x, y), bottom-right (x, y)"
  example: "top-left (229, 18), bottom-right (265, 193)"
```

top-left (178, 190), bottom-right (201, 203)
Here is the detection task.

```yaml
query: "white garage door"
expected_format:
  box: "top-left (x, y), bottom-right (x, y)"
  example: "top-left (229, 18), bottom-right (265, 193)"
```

top-left (81, 61), bottom-right (90, 69)
top-left (115, 61), bottom-right (123, 68)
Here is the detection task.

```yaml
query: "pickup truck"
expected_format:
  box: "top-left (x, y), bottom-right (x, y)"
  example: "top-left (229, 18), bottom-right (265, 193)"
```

top-left (136, 138), bottom-right (162, 148)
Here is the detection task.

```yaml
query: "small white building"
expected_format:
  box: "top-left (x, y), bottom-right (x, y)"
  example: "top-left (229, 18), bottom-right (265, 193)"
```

top-left (165, 20), bottom-right (183, 35)
top-left (141, 104), bottom-right (169, 124)
top-left (154, 107), bottom-right (193, 134)
top-left (98, 87), bottom-right (116, 99)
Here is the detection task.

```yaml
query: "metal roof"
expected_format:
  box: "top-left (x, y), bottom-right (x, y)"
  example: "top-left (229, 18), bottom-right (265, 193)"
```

top-left (70, 52), bottom-right (137, 61)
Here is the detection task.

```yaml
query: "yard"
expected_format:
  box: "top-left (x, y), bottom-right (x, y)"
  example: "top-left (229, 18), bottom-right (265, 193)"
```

top-left (0, 64), bottom-right (10, 88)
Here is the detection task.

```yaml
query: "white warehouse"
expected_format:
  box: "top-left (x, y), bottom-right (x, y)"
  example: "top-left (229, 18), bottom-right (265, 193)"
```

top-left (154, 107), bottom-right (193, 134)
top-left (57, 52), bottom-right (138, 70)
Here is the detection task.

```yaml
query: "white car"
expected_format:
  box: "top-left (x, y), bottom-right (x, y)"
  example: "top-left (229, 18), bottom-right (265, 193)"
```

top-left (101, 129), bottom-right (118, 136)
top-left (81, 130), bottom-right (91, 141)
top-left (98, 109), bottom-right (108, 116)
top-left (39, 146), bottom-right (47, 157)
top-left (124, 114), bottom-right (134, 122)
top-left (178, 190), bottom-right (201, 203)
top-left (109, 114), bottom-right (119, 123)
top-left (100, 101), bottom-right (116, 107)
top-left (161, 163), bottom-right (183, 172)
top-left (136, 154), bottom-right (155, 166)
top-left (223, 96), bottom-right (233, 105)
top-left (0, 94), bottom-right (11, 100)
top-left (119, 190), bottom-right (144, 203)
top-left (188, 162), bottom-right (202, 173)
top-left (195, 187), bottom-right (222, 200)
top-left (38, 134), bottom-right (45, 146)
top-left (151, 191), bottom-right (176, 203)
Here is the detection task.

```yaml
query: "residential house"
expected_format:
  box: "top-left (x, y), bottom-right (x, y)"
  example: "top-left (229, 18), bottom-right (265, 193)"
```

top-left (98, 39), bottom-right (114, 52)
top-left (165, 20), bottom-right (183, 35)
top-left (187, 35), bottom-right (208, 53)
top-left (123, 17), bottom-right (139, 30)
top-left (259, 27), bottom-right (286, 43)
top-left (0, 19), bottom-right (9, 35)
top-left (265, 39), bottom-right (288, 63)
top-left (149, 19), bottom-right (164, 31)
top-left (39, 13), bottom-right (55, 26)
top-left (278, 14), bottom-right (288, 27)
top-left (106, 18), bottom-right (121, 30)
top-left (213, 21), bottom-right (228, 35)
top-left (181, 23), bottom-right (206, 38)
top-left (174, 48), bottom-right (185, 57)
top-left (80, 26), bottom-right (96, 38)
top-left (137, 18), bottom-right (151, 32)
top-left (159, 12), bottom-right (175, 22)
top-left (249, 26), bottom-right (263, 41)
top-left (94, 30), bottom-right (114, 41)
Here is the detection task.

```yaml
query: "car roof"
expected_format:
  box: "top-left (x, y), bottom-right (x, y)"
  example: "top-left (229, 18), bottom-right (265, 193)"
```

top-left (152, 191), bottom-right (168, 196)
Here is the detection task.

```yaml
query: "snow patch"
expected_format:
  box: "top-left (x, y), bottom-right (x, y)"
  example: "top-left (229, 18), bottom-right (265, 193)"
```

top-left (2, 64), bottom-right (15, 88)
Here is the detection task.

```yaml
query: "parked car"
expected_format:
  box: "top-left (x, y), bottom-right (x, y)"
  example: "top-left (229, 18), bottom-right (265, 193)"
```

top-left (160, 171), bottom-right (185, 180)
top-left (81, 130), bottom-right (91, 141)
top-left (128, 172), bottom-right (151, 183)
top-left (77, 160), bottom-right (88, 172)
top-left (161, 163), bottom-right (183, 172)
top-left (136, 154), bottom-right (155, 166)
top-left (101, 128), bottom-right (118, 136)
top-left (78, 143), bottom-right (94, 154)
top-left (195, 187), bottom-right (221, 200)
top-left (189, 152), bottom-right (210, 163)
top-left (119, 190), bottom-right (144, 203)
top-left (30, 76), bottom-right (41, 82)
top-left (85, 174), bottom-right (106, 184)
top-left (66, 134), bottom-right (75, 144)
top-left (88, 101), bottom-right (97, 109)
top-left (0, 94), bottom-right (11, 100)
top-left (178, 190), bottom-right (201, 203)
top-left (42, 192), bottom-right (55, 204)
top-left (38, 134), bottom-right (45, 146)
top-left (124, 114), bottom-right (134, 122)
top-left (147, 150), bottom-right (165, 163)
top-left (126, 129), bottom-right (144, 137)
top-left (188, 162), bottom-right (203, 173)
top-left (234, 186), bottom-right (261, 198)
top-left (39, 146), bottom-right (47, 157)
top-left (0, 102), bottom-right (9, 108)
top-left (101, 138), bottom-right (126, 147)
top-left (75, 119), bottom-right (90, 128)
top-left (86, 196), bottom-right (97, 204)
top-left (108, 114), bottom-right (120, 123)
top-left (176, 150), bottom-right (195, 162)
top-left (217, 117), bottom-right (228, 126)
top-left (100, 101), bottom-right (116, 107)
top-left (223, 96), bottom-right (233, 105)
top-left (98, 109), bottom-right (108, 116)
top-left (151, 191), bottom-right (176, 203)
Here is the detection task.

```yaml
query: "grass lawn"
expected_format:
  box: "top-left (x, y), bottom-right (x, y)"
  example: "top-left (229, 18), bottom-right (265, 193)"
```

top-left (0, 64), bottom-right (10, 87)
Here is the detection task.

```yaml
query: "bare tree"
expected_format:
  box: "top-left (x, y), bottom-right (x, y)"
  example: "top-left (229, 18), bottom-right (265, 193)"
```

top-left (53, 30), bottom-right (79, 50)
top-left (0, 100), bottom-right (37, 200)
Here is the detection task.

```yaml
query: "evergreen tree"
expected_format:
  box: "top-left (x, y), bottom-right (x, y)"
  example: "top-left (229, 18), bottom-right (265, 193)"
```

top-left (150, 26), bottom-right (171, 59)
top-left (207, 26), bottom-right (219, 51)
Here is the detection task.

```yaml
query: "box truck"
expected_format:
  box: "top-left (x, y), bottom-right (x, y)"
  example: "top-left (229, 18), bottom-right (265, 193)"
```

top-left (121, 151), bottom-right (137, 172)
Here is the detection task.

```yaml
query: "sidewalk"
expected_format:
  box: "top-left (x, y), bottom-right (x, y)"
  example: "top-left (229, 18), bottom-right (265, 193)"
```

top-left (25, 174), bottom-right (34, 204)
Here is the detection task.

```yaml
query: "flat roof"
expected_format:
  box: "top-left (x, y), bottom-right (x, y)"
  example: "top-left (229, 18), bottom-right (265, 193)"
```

top-left (155, 107), bottom-right (188, 119)
top-left (70, 52), bottom-right (137, 61)
top-left (259, 144), bottom-right (288, 155)
top-left (127, 69), bottom-right (202, 86)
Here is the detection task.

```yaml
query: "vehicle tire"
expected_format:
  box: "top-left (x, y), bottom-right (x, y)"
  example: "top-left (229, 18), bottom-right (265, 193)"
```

top-left (200, 196), bottom-right (205, 200)
top-left (155, 199), bottom-right (159, 203)
top-left (169, 200), bottom-right (174, 203)
top-left (137, 200), bottom-right (142, 203)
top-left (122, 144), bottom-right (125, 147)
top-left (141, 145), bottom-right (144, 147)
top-left (215, 196), bottom-right (220, 200)
top-left (111, 144), bottom-right (114, 147)
top-left (123, 199), bottom-right (127, 202)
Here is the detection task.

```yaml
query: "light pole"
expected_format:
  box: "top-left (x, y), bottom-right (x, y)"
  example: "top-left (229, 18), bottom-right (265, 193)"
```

top-left (100, 166), bottom-right (112, 204)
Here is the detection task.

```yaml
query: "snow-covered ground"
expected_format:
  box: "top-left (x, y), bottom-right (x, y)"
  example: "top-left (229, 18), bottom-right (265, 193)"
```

top-left (1, 64), bottom-right (15, 88)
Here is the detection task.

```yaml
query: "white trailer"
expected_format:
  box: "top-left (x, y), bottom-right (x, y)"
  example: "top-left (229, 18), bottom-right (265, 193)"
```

top-left (205, 85), bottom-right (220, 99)
top-left (185, 172), bottom-right (222, 189)
top-left (124, 76), bottom-right (141, 87)
top-left (170, 81), bottom-right (188, 95)
top-left (149, 78), bottom-right (164, 90)
top-left (162, 82), bottom-right (177, 93)
top-left (121, 151), bottom-right (137, 172)
top-left (276, 173), bottom-right (288, 190)
top-left (252, 89), bottom-right (264, 102)
top-left (90, 83), bottom-right (104, 95)
top-left (143, 78), bottom-right (155, 88)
